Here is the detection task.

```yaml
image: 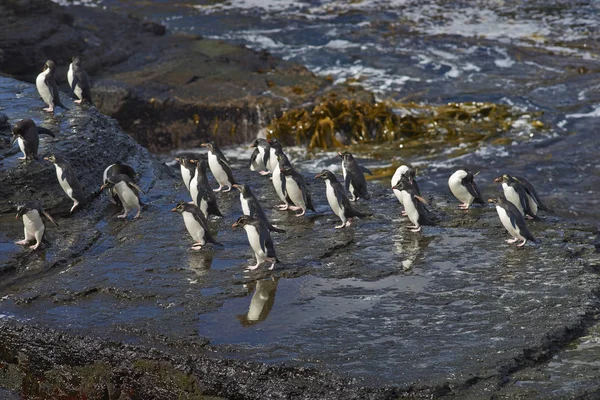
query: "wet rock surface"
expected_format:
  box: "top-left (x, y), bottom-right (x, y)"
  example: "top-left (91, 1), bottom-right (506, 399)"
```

top-left (1, 76), bottom-right (600, 399)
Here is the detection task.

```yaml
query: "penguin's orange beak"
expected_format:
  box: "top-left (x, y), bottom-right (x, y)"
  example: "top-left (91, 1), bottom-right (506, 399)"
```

top-left (15, 214), bottom-right (19, 220)
top-left (493, 176), bottom-right (502, 183)
top-left (170, 207), bottom-right (177, 212)
top-left (338, 152), bottom-right (343, 157)
top-left (175, 157), bottom-right (182, 163)
top-left (43, 156), bottom-right (49, 161)
top-left (99, 183), bottom-right (109, 191)
top-left (232, 222), bottom-right (239, 229)
top-left (314, 173), bottom-right (321, 179)
top-left (189, 159), bottom-right (198, 164)
top-left (200, 143), bottom-right (207, 147)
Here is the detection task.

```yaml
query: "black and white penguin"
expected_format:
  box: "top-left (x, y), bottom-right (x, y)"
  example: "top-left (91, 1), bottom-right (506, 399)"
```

top-left (201, 142), bottom-right (236, 192)
top-left (103, 162), bottom-right (136, 205)
top-left (100, 174), bottom-right (144, 219)
top-left (448, 169), bottom-right (484, 210)
top-left (488, 196), bottom-right (536, 247)
top-left (237, 277), bottom-right (278, 326)
top-left (266, 138), bottom-right (283, 174)
top-left (249, 138), bottom-right (271, 175)
top-left (514, 175), bottom-right (549, 212)
top-left (493, 174), bottom-right (537, 219)
top-left (392, 175), bottom-right (432, 232)
top-left (269, 140), bottom-right (293, 210)
top-left (15, 201), bottom-right (58, 250)
top-left (189, 158), bottom-right (222, 218)
top-left (36, 60), bottom-right (68, 113)
top-left (280, 165), bottom-right (315, 217)
top-left (233, 183), bottom-right (285, 233)
top-left (174, 156), bottom-right (196, 192)
top-left (11, 118), bottom-right (55, 161)
top-left (232, 215), bottom-right (279, 271)
top-left (44, 154), bottom-right (85, 213)
top-left (315, 169), bottom-right (364, 228)
top-left (391, 165), bottom-right (420, 216)
top-left (67, 56), bottom-right (93, 104)
top-left (339, 151), bottom-right (372, 201)
top-left (171, 201), bottom-right (221, 250)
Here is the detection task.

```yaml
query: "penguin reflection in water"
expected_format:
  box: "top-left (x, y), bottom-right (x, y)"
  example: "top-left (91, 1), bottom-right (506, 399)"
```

top-left (392, 175), bottom-right (432, 232)
top-left (171, 201), bottom-right (222, 251)
top-left (11, 119), bottom-right (55, 161)
top-left (488, 196), bottom-right (536, 247)
top-left (237, 277), bottom-right (279, 326)
top-left (100, 174), bottom-right (145, 219)
top-left (232, 215), bottom-right (279, 271)
top-left (15, 202), bottom-right (58, 250)
top-left (44, 154), bottom-right (85, 213)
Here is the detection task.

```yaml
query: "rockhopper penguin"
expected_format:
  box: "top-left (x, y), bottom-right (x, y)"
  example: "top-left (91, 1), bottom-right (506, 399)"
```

top-left (232, 215), bottom-right (279, 271)
top-left (488, 196), bottom-right (536, 247)
top-left (36, 60), bottom-right (68, 113)
top-left (280, 165), bottom-right (315, 217)
top-left (339, 151), bottom-right (372, 201)
top-left (315, 169), bottom-right (363, 228)
top-left (188, 158), bottom-right (222, 218)
top-left (171, 201), bottom-right (222, 250)
top-left (68, 56), bottom-right (93, 104)
top-left (100, 174), bottom-right (144, 219)
top-left (15, 201), bottom-right (58, 250)
top-left (448, 169), bottom-right (484, 210)
top-left (11, 118), bottom-right (55, 161)
top-left (201, 142), bottom-right (236, 192)
top-left (233, 183), bottom-right (285, 233)
top-left (45, 154), bottom-right (85, 213)
top-left (249, 138), bottom-right (271, 175)
top-left (393, 175), bottom-right (432, 232)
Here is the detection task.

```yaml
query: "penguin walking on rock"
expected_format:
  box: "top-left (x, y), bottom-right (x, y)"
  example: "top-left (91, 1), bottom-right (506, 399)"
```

top-left (100, 174), bottom-right (145, 219)
top-left (36, 60), bottom-right (68, 113)
top-left (201, 142), bottom-right (236, 192)
top-left (15, 202), bottom-right (58, 250)
top-left (11, 118), bottom-right (55, 161)
top-left (339, 151), bottom-right (372, 201)
top-left (233, 184), bottom-right (285, 233)
top-left (448, 169), bottom-right (484, 210)
top-left (514, 175), bottom-right (549, 212)
top-left (315, 170), bottom-right (364, 228)
top-left (232, 215), bottom-right (279, 271)
top-left (391, 165), bottom-right (420, 216)
top-left (171, 201), bottom-right (222, 250)
top-left (494, 174), bottom-right (537, 219)
top-left (45, 154), bottom-right (85, 213)
top-left (392, 175), bottom-right (432, 232)
top-left (249, 138), bottom-right (271, 175)
top-left (189, 158), bottom-right (222, 218)
top-left (68, 56), bottom-right (93, 104)
top-left (280, 165), bottom-right (315, 217)
top-left (175, 156), bottom-right (196, 192)
top-left (103, 162), bottom-right (136, 205)
top-left (488, 196), bottom-right (536, 247)
top-left (269, 140), bottom-right (293, 210)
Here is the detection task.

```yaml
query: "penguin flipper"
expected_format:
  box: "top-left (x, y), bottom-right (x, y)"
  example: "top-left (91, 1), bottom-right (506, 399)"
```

top-left (268, 225), bottom-right (286, 233)
top-left (259, 225), bottom-right (277, 259)
top-left (249, 148), bottom-right (260, 169)
top-left (41, 210), bottom-right (59, 226)
top-left (360, 166), bottom-right (373, 176)
top-left (127, 181), bottom-right (146, 195)
top-left (37, 127), bottom-right (56, 138)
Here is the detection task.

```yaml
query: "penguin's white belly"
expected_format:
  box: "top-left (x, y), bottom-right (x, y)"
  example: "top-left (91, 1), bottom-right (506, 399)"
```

top-left (449, 176), bottom-right (473, 205)
top-left (181, 166), bottom-right (192, 191)
top-left (393, 188), bottom-right (404, 204)
top-left (103, 164), bottom-right (112, 184)
top-left (115, 182), bottom-right (139, 208)
top-left (526, 194), bottom-right (538, 215)
top-left (240, 195), bottom-right (251, 215)
top-left (285, 177), bottom-right (305, 208)
top-left (496, 206), bottom-right (523, 240)
top-left (208, 153), bottom-right (230, 186)
top-left (17, 137), bottom-right (26, 157)
top-left (36, 71), bottom-right (53, 105)
top-left (183, 211), bottom-right (206, 243)
top-left (391, 168), bottom-right (408, 204)
top-left (244, 225), bottom-right (266, 260)
top-left (68, 65), bottom-right (74, 88)
top-left (190, 175), bottom-right (199, 205)
top-left (252, 147), bottom-right (266, 171)
top-left (272, 168), bottom-right (286, 202)
top-left (402, 191), bottom-right (420, 226)
top-left (325, 181), bottom-right (343, 218)
top-left (55, 165), bottom-right (74, 199)
top-left (502, 184), bottom-right (524, 216)
top-left (23, 212), bottom-right (44, 240)
top-left (268, 149), bottom-right (278, 172)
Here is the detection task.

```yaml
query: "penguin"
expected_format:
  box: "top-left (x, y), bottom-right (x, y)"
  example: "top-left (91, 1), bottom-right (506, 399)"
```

top-left (268, 139), bottom-right (293, 210)
top-left (315, 169), bottom-right (364, 228)
top-left (171, 201), bottom-right (222, 250)
top-left (103, 162), bottom-right (136, 205)
top-left (201, 142), bottom-right (236, 192)
top-left (266, 138), bottom-right (283, 173)
top-left (488, 196), bottom-right (536, 247)
top-left (15, 201), bottom-right (58, 250)
top-left (36, 60), bottom-right (68, 113)
top-left (392, 175), bottom-right (432, 232)
top-left (249, 138), bottom-right (271, 175)
top-left (514, 175), bottom-right (549, 212)
top-left (11, 118), bottom-right (55, 161)
top-left (233, 183), bottom-right (285, 233)
top-left (280, 165), bottom-right (315, 217)
top-left (44, 154), bottom-right (85, 213)
top-left (339, 151), bottom-right (372, 201)
top-left (493, 174), bottom-right (537, 219)
top-left (67, 56), bottom-right (93, 104)
top-left (448, 169), bottom-right (484, 210)
top-left (391, 165), bottom-right (420, 215)
top-left (237, 277), bottom-right (279, 326)
top-left (100, 174), bottom-right (144, 219)
top-left (175, 156), bottom-right (196, 192)
top-left (188, 158), bottom-right (222, 218)
top-left (232, 215), bottom-right (279, 271)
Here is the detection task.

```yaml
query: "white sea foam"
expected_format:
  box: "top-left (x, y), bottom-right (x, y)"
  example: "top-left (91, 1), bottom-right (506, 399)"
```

top-left (566, 104), bottom-right (600, 119)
